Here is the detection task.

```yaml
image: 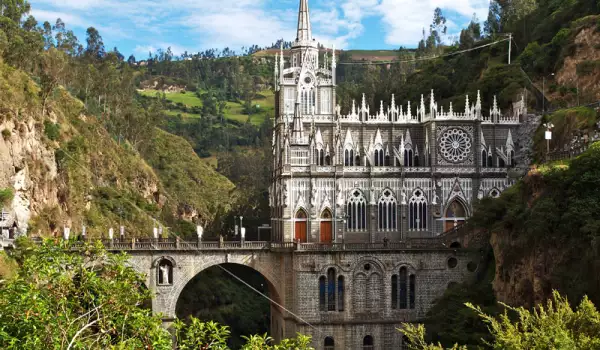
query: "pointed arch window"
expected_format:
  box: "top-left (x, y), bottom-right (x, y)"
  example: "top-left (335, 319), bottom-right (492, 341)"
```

top-left (509, 150), bottom-right (515, 167)
top-left (408, 190), bottom-right (428, 231)
top-left (378, 189), bottom-right (397, 231)
top-left (315, 147), bottom-right (325, 166)
top-left (392, 267), bottom-right (416, 310)
top-left (347, 190), bottom-right (366, 231)
top-left (404, 148), bottom-right (414, 167)
top-left (488, 154), bottom-right (493, 167)
top-left (481, 150), bottom-right (487, 167)
top-left (344, 148), bottom-right (355, 166)
top-left (319, 276), bottom-right (326, 311)
top-left (374, 147), bottom-right (384, 166)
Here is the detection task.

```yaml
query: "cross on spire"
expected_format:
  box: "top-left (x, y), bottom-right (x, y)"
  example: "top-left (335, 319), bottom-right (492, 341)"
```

top-left (297, 0), bottom-right (312, 42)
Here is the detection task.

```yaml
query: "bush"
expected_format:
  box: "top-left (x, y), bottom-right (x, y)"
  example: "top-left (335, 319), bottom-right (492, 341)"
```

top-left (43, 120), bottom-right (60, 141)
top-left (0, 188), bottom-right (13, 206)
top-left (576, 60), bottom-right (600, 76)
top-left (1, 129), bottom-right (10, 140)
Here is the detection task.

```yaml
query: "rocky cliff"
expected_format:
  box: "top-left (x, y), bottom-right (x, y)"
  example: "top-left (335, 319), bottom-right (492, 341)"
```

top-left (0, 62), bottom-right (233, 238)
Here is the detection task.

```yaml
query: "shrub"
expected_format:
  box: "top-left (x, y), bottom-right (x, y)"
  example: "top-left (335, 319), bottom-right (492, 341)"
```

top-left (1, 129), bottom-right (10, 140)
top-left (576, 60), bottom-right (600, 76)
top-left (43, 120), bottom-right (60, 141)
top-left (0, 188), bottom-right (13, 205)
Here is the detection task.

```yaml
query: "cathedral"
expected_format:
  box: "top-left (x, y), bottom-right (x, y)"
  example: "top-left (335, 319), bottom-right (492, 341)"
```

top-left (270, 0), bottom-right (522, 244)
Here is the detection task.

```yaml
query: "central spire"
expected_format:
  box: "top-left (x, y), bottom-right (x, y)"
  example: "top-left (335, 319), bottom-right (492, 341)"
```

top-left (297, 0), bottom-right (312, 42)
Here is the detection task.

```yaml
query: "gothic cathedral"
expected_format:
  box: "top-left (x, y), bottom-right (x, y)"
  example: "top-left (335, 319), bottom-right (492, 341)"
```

top-left (270, 0), bottom-right (522, 244)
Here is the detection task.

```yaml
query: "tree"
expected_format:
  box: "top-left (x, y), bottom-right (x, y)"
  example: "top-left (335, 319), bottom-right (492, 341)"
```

top-left (39, 47), bottom-right (68, 115)
top-left (401, 291), bottom-right (600, 349)
top-left (0, 0), bottom-right (31, 22)
top-left (484, 0), bottom-right (502, 37)
top-left (429, 7), bottom-right (447, 48)
top-left (84, 27), bottom-right (104, 60)
top-left (0, 239), bottom-right (173, 349)
top-left (459, 14), bottom-right (482, 49)
top-left (127, 54), bottom-right (136, 65)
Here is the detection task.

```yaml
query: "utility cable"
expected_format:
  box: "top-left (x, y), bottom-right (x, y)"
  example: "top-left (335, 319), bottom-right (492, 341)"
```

top-left (56, 144), bottom-right (323, 335)
top-left (337, 38), bottom-right (509, 65)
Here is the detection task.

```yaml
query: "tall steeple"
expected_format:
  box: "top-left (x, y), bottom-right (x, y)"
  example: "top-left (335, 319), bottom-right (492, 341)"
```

top-left (296, 0), bottom-right (312, 42)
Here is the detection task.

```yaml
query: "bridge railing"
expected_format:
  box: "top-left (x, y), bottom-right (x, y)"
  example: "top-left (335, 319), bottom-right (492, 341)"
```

top-left (13, 237), bottom-right (451, 252)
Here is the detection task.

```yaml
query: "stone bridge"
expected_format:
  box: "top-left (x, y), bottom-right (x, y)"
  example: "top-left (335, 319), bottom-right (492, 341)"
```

top-left (95, 237), bottom-right (479, 349)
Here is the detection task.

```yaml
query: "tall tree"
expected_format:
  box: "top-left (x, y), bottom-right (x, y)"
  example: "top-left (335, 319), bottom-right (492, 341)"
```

top-left (84, 26), bottom-right (104, 60)
top-left (0, 0), bottom-right (31, 22)
top-left (484, 0), bottom-right (502, 37)
top-left (429, 7), bottom-right (447, 48)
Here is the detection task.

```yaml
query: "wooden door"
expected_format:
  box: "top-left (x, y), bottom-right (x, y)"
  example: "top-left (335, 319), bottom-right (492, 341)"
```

top-left (295, 221), bottom-right (307, 243)
top-left (320, 221), bottom-right (332, 243)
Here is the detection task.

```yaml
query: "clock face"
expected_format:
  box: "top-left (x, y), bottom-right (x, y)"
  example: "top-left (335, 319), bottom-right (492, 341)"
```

top-left (439, 128), bottom-right (472, 163)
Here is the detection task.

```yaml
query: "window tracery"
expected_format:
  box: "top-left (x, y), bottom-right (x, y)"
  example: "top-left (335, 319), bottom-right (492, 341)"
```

top-left (319, 268), bottom-right (344, 312)
top-left (408, 190), bottom-right (427, 231)
top-left (347, 190), bottom-right (366, 231)
top-left (392, 267), bottom-right (416, 310)
top-left (378, 189), bottom-right (397, 231)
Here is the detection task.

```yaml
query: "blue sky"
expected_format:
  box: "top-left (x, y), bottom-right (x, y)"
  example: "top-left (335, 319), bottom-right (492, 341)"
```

top-left (29, 0), bottom-right (491, 58)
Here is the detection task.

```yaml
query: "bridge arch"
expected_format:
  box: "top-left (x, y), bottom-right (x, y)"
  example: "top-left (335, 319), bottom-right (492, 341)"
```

top-left (164, 254), bottom-right (283, 321)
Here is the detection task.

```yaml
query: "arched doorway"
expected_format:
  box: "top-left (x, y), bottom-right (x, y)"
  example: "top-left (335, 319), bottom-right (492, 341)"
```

top-left (295, 209), bottom-right (308, 243)
top-left (175, 263), bottom-right (283, 348)
top-left (444, 199), bottom-right (467, 232)
top-left (320, 209), bottom-right (333, 243)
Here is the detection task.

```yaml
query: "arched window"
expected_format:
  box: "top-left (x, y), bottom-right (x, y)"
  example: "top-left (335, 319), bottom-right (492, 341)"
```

top-left (378, 189), bottom-right (397, 231)
top-left (295, 209), bottom-right (308, 243)
top-left (409, 274), bottom-right (416, 309)
top-left (157, 259), bottom-right (174, 286)
top-left (510, 150), bottom-right (515, 167)
top-left (315, 148), bottom-right (325, 166)
top-left (414, 155), bottom-right (419, 167)
top-left (393, 267), bottom-right (416, 310)
top-left (325, 155), bottom-right (331, 166)
top-left (319, 276), bottom-right (326, 311)
top-left (355, 155), bottom-right (361, 166)
top-left (391, 275), bottom-right (398, 309)
top-left (399, 267), bottom-right (407, 309)
top-left (481, 150), bottom-right (487, 167)
top-left (363, 335), bottom-right (374, 350)
top-left (385, 155), bottom-right (391, 166)
top-left (324, 337), bottom-right (335, 350)
top-left (487, 155), bottom-right (493, 167)
top-left (404, 149), bottom-right (414, 167)
top-left (327, 268), bottom-right (336, 311)
top-left (337, 276), bottom-right (345, 311)
top-left (444, 200), bottom-right (467, 232)
top-left (408, 190), bottom-right (427, 231)
top-left (374, 148), bottom-right (384, 166)
top-left (347, 190), bottom-right (367, 231)
top-left (344, 149), bottom-right (354, 166)
top-left (499, 157), bottom-right (505, 167)
top-left (320, 268), bottom-right (344, 312)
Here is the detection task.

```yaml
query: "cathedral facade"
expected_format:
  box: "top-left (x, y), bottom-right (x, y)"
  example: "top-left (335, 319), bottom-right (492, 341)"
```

top-left (270, 0), bottom-right (522, 244)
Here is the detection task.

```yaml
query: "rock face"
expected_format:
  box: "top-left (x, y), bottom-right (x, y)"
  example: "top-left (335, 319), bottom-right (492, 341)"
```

top-left (514, 113), bottom-right (542, 173)
top-left (0, 117), bottom-right (58, 236)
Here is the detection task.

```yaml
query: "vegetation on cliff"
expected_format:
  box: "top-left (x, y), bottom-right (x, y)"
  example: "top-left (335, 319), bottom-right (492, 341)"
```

top-left (403, 291), bottom-right (600, 349)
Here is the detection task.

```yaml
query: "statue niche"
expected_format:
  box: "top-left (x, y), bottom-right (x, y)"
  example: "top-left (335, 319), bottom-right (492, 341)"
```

top-left (157, 258), bottom-right (174, 286)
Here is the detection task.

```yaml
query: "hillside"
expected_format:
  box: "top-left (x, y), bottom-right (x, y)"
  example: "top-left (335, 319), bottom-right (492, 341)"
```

top-left (0, 61), bottom-right (233, 238)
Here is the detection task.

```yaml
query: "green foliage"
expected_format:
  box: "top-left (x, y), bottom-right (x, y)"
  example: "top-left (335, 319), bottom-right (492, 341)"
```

top-left (174, 318), bottom-right (313, 350)
top-left (402, 291), bottom-right (600, 350)
top-left (0, 188), bottom-right (13, 206)
top-left (43, 120), bottom-right (60, 140)
top-left (174, 319), bottom-right (230, 350)
top-left (1, 128), bottom-right (10, 140)
top-left (0, 239), bottom-right (172, 349)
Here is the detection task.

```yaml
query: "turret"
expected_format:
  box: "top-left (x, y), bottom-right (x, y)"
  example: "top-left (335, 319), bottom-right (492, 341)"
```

top-left (296, 0), bottom-right (312, 43)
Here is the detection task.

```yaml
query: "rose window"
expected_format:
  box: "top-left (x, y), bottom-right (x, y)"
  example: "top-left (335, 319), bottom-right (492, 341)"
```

top-left (439, 129), bottom-right (472, 163)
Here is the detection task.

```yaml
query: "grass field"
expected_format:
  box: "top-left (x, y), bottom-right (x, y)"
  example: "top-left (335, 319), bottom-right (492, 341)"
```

top-left (139, 89), bottom-right (275, 126)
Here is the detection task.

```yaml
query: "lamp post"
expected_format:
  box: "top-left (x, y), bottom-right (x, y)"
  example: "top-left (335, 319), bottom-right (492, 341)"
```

top-left (544, 123), bottom-right (554, 157)
top-left (542, 73), bottom-right (555, 113)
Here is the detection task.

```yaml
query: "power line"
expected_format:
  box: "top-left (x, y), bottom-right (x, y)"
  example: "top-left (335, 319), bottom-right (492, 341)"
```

top-left (337, 38), bottom-right (509, 66)
top-left (57, 145), bottom-right (323, 335)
